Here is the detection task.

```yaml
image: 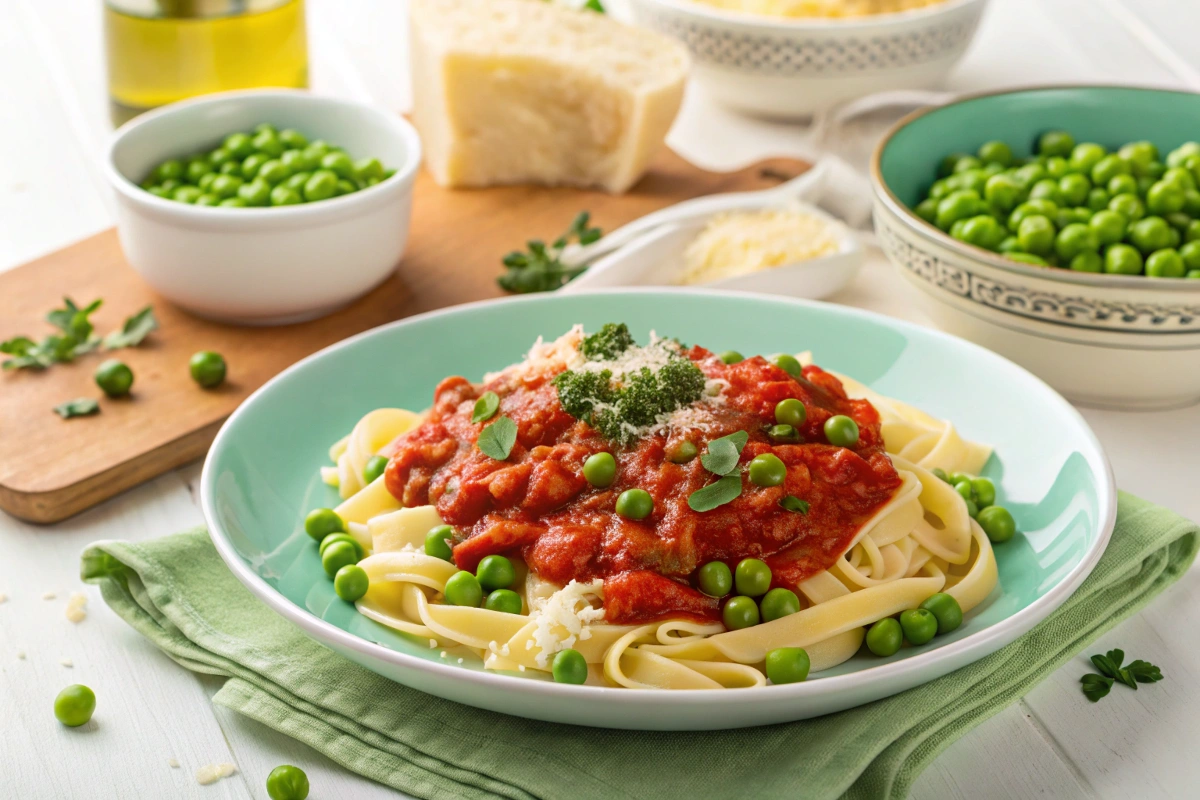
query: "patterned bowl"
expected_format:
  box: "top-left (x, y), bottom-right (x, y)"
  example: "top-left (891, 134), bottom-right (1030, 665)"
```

top-left (871, 85), bottom-right (1200, 411)
top-left (626, 0), bottom-right (989, 120)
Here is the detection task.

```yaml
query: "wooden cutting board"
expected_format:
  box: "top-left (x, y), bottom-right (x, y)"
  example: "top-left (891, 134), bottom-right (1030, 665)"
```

top-left (0, 151), bottom-right (808, 524)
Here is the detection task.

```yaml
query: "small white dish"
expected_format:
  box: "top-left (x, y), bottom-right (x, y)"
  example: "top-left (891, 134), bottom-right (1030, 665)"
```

top-left (561, 202), bottom-right (864, 299)
top-left (105, 90), bottom-right (422, 326)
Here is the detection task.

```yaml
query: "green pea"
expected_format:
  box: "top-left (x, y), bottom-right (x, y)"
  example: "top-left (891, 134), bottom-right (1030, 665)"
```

top-left (748, 452), bottom-right (786, 488)
top-left (363, 455), bottom-right (388, 485)
top-left (965, 498), bottom-right (980, 519)
top-left (931, 467), bottom-right (950, 483)
top-left (824, 415), bottom-right (859, 447)
top-left (1013, 163), bottom-right (1048, 189)
top-left (189, 350), bottom-right (226, 388)
top-left (1039, 131), bottom-right (1075, 158)
top-left (1016, 215), bottom-right (1056, 255)
top-left (1187, 270), bottom-right (1200, 279)
top-left (476, 555), bottom-right (515, 592)
top-left (241, 153), bottom-right (269, 179)
top-left (767, 424), bottom-right (800, 444)
top-left (1180, 240), bottom-right (1200, 271)
top-left (304, 507), bottom-right (344, 541)
top-left (1129, 216), bottom-right (1173, 254)
top-left (920, 592), bottom-right (963, 635)
top-left (936, 190), bottom-right (984, 230)
top-left (771, 353), bottom-right (802, 378)
top-left (444, 571), bottom-right (483, 606)
top-left (1106, 244), bottom-right (1144, 275)
top-left (1055, 223), bottom-right (1098, 260)
top-left (258, 159), bottom-right (291, 186)
top-left (952, 155), bottom-right (983, 174)
top-left (970, 477), bottom-right (996, 508)
top-left (697, 561), bottom-right (733, 597)
top-left (318, 532), bottom-right (360, 559)
top-left (281, 149), bottom-right (315, 173)
top-left (304, 170), bottom-right (338, 202)
top-left (253, 130), bottom-right (285, 158)
top-left (238, 178), bottom-right (272, 207)
top-left (616, 488), bottom-right (653, 520)
top-left (899, 607), bottom-right (938, 646)
top-left (1147, 181), bottom-right (1185, 216)
top-left (984, 174), bottom-right (1021, 213)
top-left (551, 648), bottom-right (588, 684)
top-left (667, 440), bottom-right (698, 464)
top-left (425, 525), bottom-right (456, 561)
top-left (774, 398), bottom-right (807, 428)
top-left (218, 161), bottom-right (241, 176)
top-left (266, 764), bottom-right (310, 800)
top-left (185, 159), bottom-right (211, 185)
top-left (1089, 155), bottom-right (1128, 187)
top-left (210, 174), bottom-right (243, 199)
top-left (997, 235), bottom-right (1019, 253)
top-left (958, 215), bottom-right (1007, 251)
top-left (354, 157), bottom-right (386, 182)
top-left (760, 587), bottom-right (800, 622)
top-left (977, 505), bottom-right (1017, 543)
top-left (1086, 188), bottom-right (1111, 212)
top-left (1058, 173), bottom-right (1091, 206)
top-left (1009, 201), bottom-right (1056, 233)
top-left (1166, 212), bottom-right (1193, 232)
top-left (734, 558), bottom-right (772, 597)
top-left (944, 471), bottom-right (968, 486)
top-left (1007, 253), bottom-right (1048, 266)
top-left (173, 185), bottom-right (203, 204)
top-left (1107, 173), bottom-right (1138, 197)
top-left (1119, 141), bottom-right (1159, 173)
top-left (1109, 193), bottom-right (1145, 221)
top-left (484, 589), bottom-right (523, 614)
top-left (1088, 209), bottom-right (1127, 246)
top-left (208, 147), bottom-right (233, 167)
top-left (938, 153), bottom-right (967, 177)
top-left (270, 185), bottom-right (303, 206)
top-left (765, 647), bottom-right (810, 684)
top-left (865, 617), bottom-right (903, 657)
top-left (1163, 166), bottom-right (1197, 191)
top-left (254, 122), bottom-right (278, 135)
top-left (147, 186), bottom-right (171, 198)
top-left (198, 171), bottom-right (217, 191)
top-left (321, 540), bottom-right (359, 578)
top-left (1069, 143), bottom-right (1107, 175)
top-left (954, 480), bottom-right (974, 503)
top-left (154, 159), bottom-right (184, 183)
top-left (1069, 252), bottom-right (1103, 273)
top-left (583, 452), bottom-right (616, 487)
top-left (719, 350), bottom-right (744, 365)
top-left (284, 171), bottom-right (313, 193)
top-left (94, 358), bottom-right (134, 397)
top-left (1146, 248), bottom-right (1186, 278)
top-left (915, 198), bottom-right (939, 224)
top-left (305, 140), bottom-right (333, 158)
top-left (334, 564), bottom-right (369, 602)
top-left (219, 197), bottom-right (247, 208)
top-left (53, 684), bottom-right (96, 727)
top-left (194, 193), bottom-right (220, 206)
top-left (320, 151), bottom-right (355, 180)
top-left (722, 596), bottom-right (760, 630)
top-left (279, 128), bottom-right (309, 150)
top-left (977, 140), bottom-right (1013, 166)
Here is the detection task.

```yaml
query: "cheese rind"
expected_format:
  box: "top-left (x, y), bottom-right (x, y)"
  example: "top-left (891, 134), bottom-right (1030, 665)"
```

top-left (410, 0), bottom-right (689, 193)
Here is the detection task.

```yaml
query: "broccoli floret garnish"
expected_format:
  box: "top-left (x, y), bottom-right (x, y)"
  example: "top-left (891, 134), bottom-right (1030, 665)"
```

top-left (555, 368), bottom-right (617, 423)
top-left (580, 323), bottom-right (635, 361)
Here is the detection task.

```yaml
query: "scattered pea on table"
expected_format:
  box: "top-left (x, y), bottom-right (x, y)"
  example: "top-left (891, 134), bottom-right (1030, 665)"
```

top-left (266, 764), bottom-right (310, 800)
top-left (189, 350), bottom-right (227, 388)
top-left (53, 684), bottom-right (96, 727)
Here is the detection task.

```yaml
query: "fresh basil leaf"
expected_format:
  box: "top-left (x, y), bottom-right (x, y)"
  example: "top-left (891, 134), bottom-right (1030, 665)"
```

top-left (471, 391), bottom-right (500, 424)
top-left (688, 474), bottom-right (742, 512)
top-left (1091, 653), bottom-right (1121, 680)
top-left (1080, 673), bottom-right (1113, 703)
top-left (780, 495), bottom-right (810, 514)
top-left (54, 398), bottom-right (99, 419)
top-left (104, 305), bottom-right (158, 349)
top-left (700, 430), bottom-right (749, 476)
top-left (1126, 659), bottom-right (1163, 683)
top-left (477, 415), bottom-right (518, 460)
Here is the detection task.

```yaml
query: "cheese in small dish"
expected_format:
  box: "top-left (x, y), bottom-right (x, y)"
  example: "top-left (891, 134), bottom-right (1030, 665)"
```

top-left (686, 0), bottom-right (948, 19)
top-left (676, 209), bottom-right (840, 286)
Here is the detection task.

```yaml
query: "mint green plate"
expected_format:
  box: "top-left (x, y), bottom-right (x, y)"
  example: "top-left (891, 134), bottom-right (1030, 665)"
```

top-left (201, 289), bottom-right (1115, 730)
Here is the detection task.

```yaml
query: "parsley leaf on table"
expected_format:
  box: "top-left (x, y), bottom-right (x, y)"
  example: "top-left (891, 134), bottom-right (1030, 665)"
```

top-left (497, 211), bottom-right (602, 294)
top-left (1080, 648), bottom-right (1163, 702)
top-left (103, 305), bottom-right (158, 349)
top-left (53, 398), bottom-right (100, 419)
top-left (1080, 673), bottom-right (1114, 703)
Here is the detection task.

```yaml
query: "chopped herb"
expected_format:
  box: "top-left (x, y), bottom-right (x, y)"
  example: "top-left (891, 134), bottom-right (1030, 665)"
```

top-left (780, 496), bottom-right (810, 514)
top-left (3, 297), bottom-right (103, 370)
top-left (700, 431), bottom-right (749, 476)
top-left (688, 474), bottom-right (742, 513)
top-left (103, 305), bottom-right (158, 349)
top-left (583, 0), bottom-right (605, 11)
top-left (497, 211), bottom-right (602, 294)
top-left (1080, 648), bottom-right (1162, 702)
top-left (580, 323), bottom-right (635, 361)
top-left (471, 391), bottom-right (500, 424)
top-left (53, 398), bottom-right (99, 419)
top-left (477, 415), bottom-right (518, 460)
top-left (47, 297), bottom-right (102, 348)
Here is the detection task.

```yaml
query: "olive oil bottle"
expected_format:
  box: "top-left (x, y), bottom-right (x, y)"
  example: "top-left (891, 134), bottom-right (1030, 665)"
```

top-left (104, 0), bottom-right (308, 125)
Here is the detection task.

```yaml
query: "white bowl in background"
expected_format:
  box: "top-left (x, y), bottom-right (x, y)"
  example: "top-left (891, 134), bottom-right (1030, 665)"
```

top-left (626, 0), bottom-right (989, 120)
top-left (105, 90), bottom-right (422, 326)
top-left (561, 203), bottom-right (864, 298)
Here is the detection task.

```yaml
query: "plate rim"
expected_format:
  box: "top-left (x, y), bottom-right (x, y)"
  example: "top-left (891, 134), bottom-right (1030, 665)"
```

top-left (201, 287), bottom-right (1117, 712)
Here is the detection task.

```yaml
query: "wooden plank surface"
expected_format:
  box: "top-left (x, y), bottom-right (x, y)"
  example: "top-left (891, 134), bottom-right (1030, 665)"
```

top-left (0, 152), bottom-right (808, 524)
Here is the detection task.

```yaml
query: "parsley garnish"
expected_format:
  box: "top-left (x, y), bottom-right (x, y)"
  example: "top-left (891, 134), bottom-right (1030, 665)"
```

top-left (103, 305), bottom-right (158, 349)
top-left (780, 496), bottom-right (810, 514)
top-left (477, 415), bottom-right (518, 460)
top-left (471, 391), bottom-right (500, 424)
top-left (54, 398), bottom-right (100, 419)
top-left (2, 299), bottom-right (157, 371)
top-left (497, 211), bottom-right (602, 294)
top-left (688, 474), bottom-right (742, 513)
top-left (699, 431), bottom-right (748, 476)
top-left (1080, 648), bottom-right (1163, 702)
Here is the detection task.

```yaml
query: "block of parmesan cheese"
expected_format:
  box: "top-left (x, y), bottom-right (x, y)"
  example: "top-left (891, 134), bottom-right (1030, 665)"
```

top-left (409, 0), bottom-right (690, 194)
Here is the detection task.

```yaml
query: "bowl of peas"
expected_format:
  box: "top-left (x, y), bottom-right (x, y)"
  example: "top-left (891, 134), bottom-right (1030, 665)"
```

top-left (106, 90), bottom-right (421, 325)
top-left (871, 85), bottom-right (1200, 410)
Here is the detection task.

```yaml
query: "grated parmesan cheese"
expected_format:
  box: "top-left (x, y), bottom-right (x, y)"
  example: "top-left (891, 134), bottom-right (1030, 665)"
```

top-left (195, 763), bottom-right (237, 785)
top-left (429, 639), bottom-right (437, 649)
top-left (528, 579), bottom-right (605, 668)
top-left (678, 209), bottom-right (839, 286)
top-left (485, 325), bottom-right (586, 383)
top-left (65, 592), bottom-right (87, 623)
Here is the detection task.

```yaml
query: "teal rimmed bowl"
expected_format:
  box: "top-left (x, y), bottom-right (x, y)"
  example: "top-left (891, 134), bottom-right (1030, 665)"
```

top-left (871, 85), bottom-right (1200, 410)
top-left (201, 289), bottom-right (1115, 730)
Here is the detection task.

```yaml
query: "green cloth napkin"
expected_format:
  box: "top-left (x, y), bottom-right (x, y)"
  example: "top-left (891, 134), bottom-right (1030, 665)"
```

top-left (82, 491), bottom-right (1197, 800)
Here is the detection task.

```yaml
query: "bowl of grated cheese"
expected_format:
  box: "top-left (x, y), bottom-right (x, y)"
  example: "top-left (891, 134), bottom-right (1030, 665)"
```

top-left (561, 205), bottom-right (864, 298)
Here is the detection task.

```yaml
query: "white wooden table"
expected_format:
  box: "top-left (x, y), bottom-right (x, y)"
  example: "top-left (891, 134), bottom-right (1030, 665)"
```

top-left (3, 1), bottom-right (1199, 797)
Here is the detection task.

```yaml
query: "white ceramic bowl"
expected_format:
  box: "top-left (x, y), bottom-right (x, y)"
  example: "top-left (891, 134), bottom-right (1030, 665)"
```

top-left (626, 0), bottom-right (989, 120)
top-left (105, 90), bottom-right (422, 326)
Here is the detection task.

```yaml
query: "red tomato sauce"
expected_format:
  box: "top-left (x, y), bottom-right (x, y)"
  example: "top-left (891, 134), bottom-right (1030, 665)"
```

top-left (383, 346), bottom-right (901, 625)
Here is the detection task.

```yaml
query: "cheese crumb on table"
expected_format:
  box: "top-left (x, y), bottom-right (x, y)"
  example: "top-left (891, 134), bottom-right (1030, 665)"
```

top-left (65, 592), bottom-right (88, 623)
top-left (60, 658), bottom-right (73, 668)
top-left (410, 0), bottom-right (689, 193)
top-left (0, 593), bottom-right (8, 604)
top-left (678, 209), bottom-right (840, 286)
top-left (17, 651), bottom-right (26, 660)
top-left (195, 763), bottom-right (237, 785)
top-left (43, 592), bottom-right (57, 601)
top-left (168, 759), bottom-right (180, 769)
